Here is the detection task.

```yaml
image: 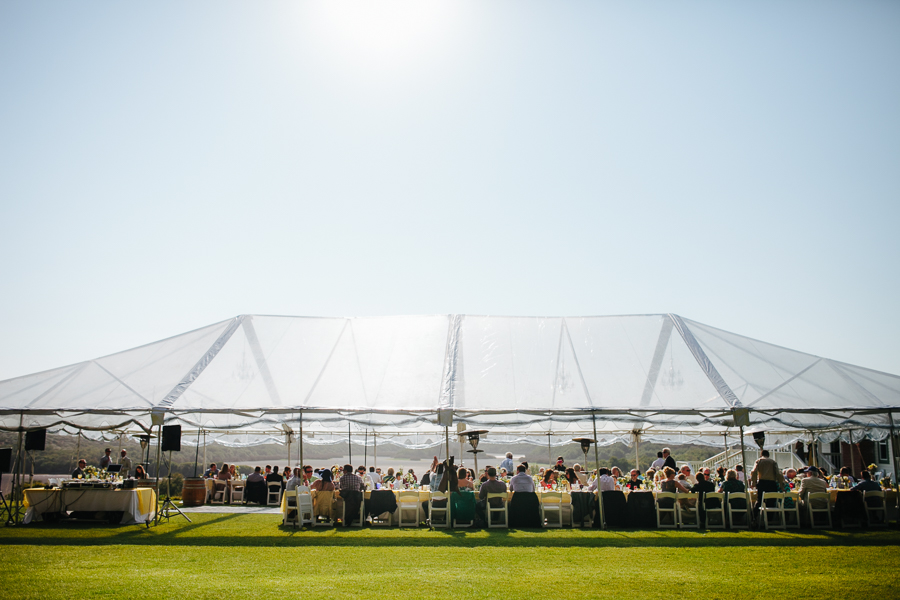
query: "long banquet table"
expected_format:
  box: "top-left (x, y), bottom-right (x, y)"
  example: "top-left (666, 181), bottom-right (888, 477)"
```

top-left (23, 487), bottom-right (157, 525)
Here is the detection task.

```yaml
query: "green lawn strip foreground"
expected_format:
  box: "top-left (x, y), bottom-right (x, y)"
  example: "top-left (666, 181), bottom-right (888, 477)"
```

top-left (2, 545), bottom-right (898, 600)
top-left (1, 513), bottom-right (899, 548)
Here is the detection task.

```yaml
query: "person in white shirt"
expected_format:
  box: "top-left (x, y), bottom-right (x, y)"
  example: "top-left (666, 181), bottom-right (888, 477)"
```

top-left (119, 449), bottom-right (133, 478)
top-left (589, 468), bottom-right (617, 492)
top-left (285, 468), bottom-right (303, 491)
top-left (508, 465), bottom-right (535, 492)
top-left (650, 452), bottom-right (665, 471)
top-left (499, 452), bottom-right (515, 475)
top-left (679, 464), bottom-right (697, 485)
top-left (367, 466), bottom-right (381, 488)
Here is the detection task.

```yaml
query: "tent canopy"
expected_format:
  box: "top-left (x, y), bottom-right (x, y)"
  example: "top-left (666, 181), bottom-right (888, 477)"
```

top-left (1, 314), bottom-right (898, 448)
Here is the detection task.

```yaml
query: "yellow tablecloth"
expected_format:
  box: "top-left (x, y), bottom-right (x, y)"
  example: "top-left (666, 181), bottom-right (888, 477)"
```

top-left (23, 487), bottom-right (156, 525)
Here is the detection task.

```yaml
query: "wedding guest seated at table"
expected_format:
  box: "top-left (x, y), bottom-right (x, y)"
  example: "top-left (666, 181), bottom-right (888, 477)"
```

top-left (509, 464), bottom-right (535, 492)
top-left (798, 467), bottom-right (828, 506)
top-left (611, 466), bottom-right (623, 479)
top-left (286, 468), bottom-right (303, 491)
top-left (596, 468), bottom-right (617, 492)
top-left (458, 467), bottom-right (475, 490)
top-left (134, 465), bottom-right (149, 479)
top-left (218, 464), bottom-right (232, 481)
top-left (718, 469), bottom-right (744, 494)
top-left (499, 468), bottom-right (509, 479)
top-left (311, 468), bottom-right (335, 491)
top-left (715, 466), bottom-right (726, 483)
top-left (679, 465), bottom-right (696, 485)
top-left (735, 465), bottom-right (745, 481)
top-left (839, 467), bottom-right (856, 484)
top-left (245, 466), bottom-right (267, 504)
top-left (645, 468), bottom-right (657, 484)
top-left (338, 464), bottom-right (365, 526)
top-left (661, 466), bottom-right (690, 494)
top-left (541, 469), bottom-right (557, 489)
top-left (623, 469), bottom-right (642, 491)
top-left (204, 463), bottom-right (218, 478)
top-left (573, 464), bottom-right (588, 485)
top-left (476, 467), bottom-right (507, 522)
top-left (383, 468), bottom-right (395, 485)
top-left (784, 468), bottom-right (798, 487)
top-left (72, 459), bottom-right (87, 478)
top-left (693, 472), bottom-right (715, 495)
top-left (852, 470), bottom-right (881, 492)
top-left (564, 468), bottom-right (580, 488)
top-left (677, 473), bottom-right (692, 491)
top-left (267, 466), bottom-right (284, 485)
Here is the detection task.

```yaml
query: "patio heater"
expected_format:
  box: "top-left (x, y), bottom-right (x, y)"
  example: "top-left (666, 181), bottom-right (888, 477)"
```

top-left (572, 438), bottom-right (597, 473)
top-left (460, 429), bottom-right (488, 475)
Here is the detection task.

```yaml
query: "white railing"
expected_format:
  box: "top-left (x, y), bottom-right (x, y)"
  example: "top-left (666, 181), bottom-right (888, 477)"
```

top-left (699, 447), bottom-right (806, 471)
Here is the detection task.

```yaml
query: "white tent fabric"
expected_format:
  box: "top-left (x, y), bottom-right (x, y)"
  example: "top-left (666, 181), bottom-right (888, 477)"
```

top-left (1, 314), bottom-right (898, 447)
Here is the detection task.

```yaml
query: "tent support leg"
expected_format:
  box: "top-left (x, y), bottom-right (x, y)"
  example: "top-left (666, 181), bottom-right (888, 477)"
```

top-left (348, 422), bottom-right (352, 466)
top-left (299, 412), bottom-right (304, 469)
top-left (193, 428), bottom-right (201, 477)
top-left (592, 415), bottom-right (600, 473)
top-left (739, 425), bottom-right (748, 494)
top-left (889, 412), bottom-right (899, 508)
top-left (374, 432), bottom-right (377, 470)
top-left (548, 433), bottom-right (552, 466)
top-left (634, 432), bottom-right (640, 471)
top-left (154, 424), bottom-right (163, 526)
top-left (848, 429), bottom-right (855, 476)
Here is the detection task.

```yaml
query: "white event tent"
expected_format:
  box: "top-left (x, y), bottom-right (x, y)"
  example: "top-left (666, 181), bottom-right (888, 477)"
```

top-left (1, 314), bottom-right (899, 460)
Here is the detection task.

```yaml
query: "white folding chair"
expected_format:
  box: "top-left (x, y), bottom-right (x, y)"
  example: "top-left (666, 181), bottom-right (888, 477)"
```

top-left (704, 492), bottom-right (727, 529)
top-left (230, 482), bottom-right (245, 504)
top-left (296, 486), bottom-right (314, 528)
top-left (676, 493), bottom-right (700, 529)
top-left (784, 491), bottom-right (801, 529)
top-left (864, 490), bottom-right (888, 527)
top-left (655, 492), bottom-right (678, 529)
top-left (267, 483), bottom-right (282, 506)
top-left (807, 492), bottom-right (832, 529)
top-left (540, 492), bottom-right (564, 528)
top-left (429, 491), bottom-right (450, 528)
top-left (726, 492), bottom-right (751, 530)
top-left (759, 492), bottom-right (786, 530)
top-left (282, 489), bottom-right (298, 527)
top-left (397, 491), bottom-right (421, 527)
top-left (487, 493), bottom-right (508, 528)
top-left (211, 481), bottom-right (228, 504)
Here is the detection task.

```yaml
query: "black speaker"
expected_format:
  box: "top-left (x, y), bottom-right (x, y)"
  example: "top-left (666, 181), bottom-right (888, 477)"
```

top-left (0, 448), bottom-right (11, 474)
top-left (161, 425), bottom-right (181, 452)
top-left (24, 428), bottom-right (47, 451)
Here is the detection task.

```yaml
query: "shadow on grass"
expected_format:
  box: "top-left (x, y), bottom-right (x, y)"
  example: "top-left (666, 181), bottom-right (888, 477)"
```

top-left (2, 517), bottom-right (899, 549)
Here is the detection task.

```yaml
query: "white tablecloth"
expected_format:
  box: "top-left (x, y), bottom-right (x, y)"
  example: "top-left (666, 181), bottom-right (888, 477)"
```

top-left (23, 487), bottom-right (157, 525)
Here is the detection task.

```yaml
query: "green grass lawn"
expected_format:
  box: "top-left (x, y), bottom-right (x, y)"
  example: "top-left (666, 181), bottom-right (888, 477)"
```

top-left (2, 515), bottom-right (899, 599)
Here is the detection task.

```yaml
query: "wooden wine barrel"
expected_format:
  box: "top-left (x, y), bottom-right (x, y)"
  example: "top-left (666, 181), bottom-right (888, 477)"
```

top-left (181, 477), bottom-right (207, 506)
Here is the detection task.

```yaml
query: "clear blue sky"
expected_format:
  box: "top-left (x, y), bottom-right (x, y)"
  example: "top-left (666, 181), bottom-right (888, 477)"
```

top-left (1, 0), bottom-right (898, 381)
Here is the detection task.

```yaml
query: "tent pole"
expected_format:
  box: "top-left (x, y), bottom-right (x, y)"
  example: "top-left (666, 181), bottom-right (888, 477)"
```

top-left (71, 431), bottom-right (81, 474)
top-left (348, 422), bottom-right (352, 466)
top-left (286, 431), bottom-right (291, 468)
top-left (154, 423), bottom-right (163, 525)
top-left (723, 432), bottom-right (728, 468)
top-left (548, 433), bottom-right (552, 466)
top-left (888, 412), bottom-right (899, 499)
top-left (299, 412), bottom-right (304, 469)
top-left (202, 430), bottom-right (207, 475)
top-left (592, 414), bottom-right (600, 473)
top-left (634, 431), bottom-right (640, 471)
top-left (364, 429), bottom-right (368, 469)
top-left (374, 432), bottom-right (377, 470)
top-left (739, 425), bottom-right (748, 488)
top-left (193, 428), bottom-right (200, 477)
top-left (13, 413), bottom-right (24, 524)
top-left (848, 429), bottom-right (855, 476)
top-left (445, 427), bottom-right (450, 463)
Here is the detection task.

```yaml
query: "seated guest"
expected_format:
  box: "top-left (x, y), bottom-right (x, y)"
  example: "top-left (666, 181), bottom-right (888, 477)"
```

top-left (311, 469), bottom-right (335, 491)
top-left (735, 465), bottom-right (745, 481)
top-left (589, 468), bottom-right (616, 492)
top-left (218, 464), bottom-right (232, 481)
top-left (264, 465), bottom-right (272, 479)
top-left (477, 467), bottom-right (507, 521)
top-left (623, 469), bottom-right (642, 490)
top-left (564, 468), bottom-right (580, 488)
top-left (383, 467), bottom-right (395, 485)
top-left (286, 468), bottom-right (303, 491)
top-left (660, 466), bottom-right (690, 494)
top-left (679, 465), bottom-right (696, 485)
top-left (509, 464), bottom-right (535, 492)
top-left (692, 472), bottom-right (715, 495)
top-left (266, 466), bottom-right (284, 485)
top-left (718, 469), bottom-right (745, 494)
top-left (611, 466), bottom-right (623, 479)
top-left (852, 470), bottom-right (881, 493)
top-left (134, 465), bottom-right (149, 479)
top-left (204, 463), bottom-right (218, 478)
top-left (430, 463), bottom-right (444, 491)
top-left (228, 464), bottom-right (237, 479)
top-left (457, 467), bottom-right (475, 490)
top-left (677, 473), bottom-right (692, 491)
top-left (715, 466), bottom-right (726, 483)
top-left (72, 459), bottom-right (87, 478)
top-left (301, 465), bottom-right (315, 487)
top-left (573, 464), bottom-right (588, 485)
top-left (541, 469), bottom-right (557, 489)
top-left (339, 464), bottom-right (365, 493)
top-left (797, 467), bottom-right (828, 501)
top-left (244, 467), bottom-right (267, 504)
top-left (839, 466), bottom-right (856, 484)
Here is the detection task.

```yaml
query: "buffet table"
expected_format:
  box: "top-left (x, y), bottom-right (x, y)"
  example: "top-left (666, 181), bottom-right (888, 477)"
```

top-left (23, 487), bottom-right (157, 525)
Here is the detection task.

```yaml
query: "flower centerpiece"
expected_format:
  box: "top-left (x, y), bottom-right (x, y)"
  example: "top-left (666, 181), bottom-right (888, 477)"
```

top-left (82, 465), bottom-right (99, 480)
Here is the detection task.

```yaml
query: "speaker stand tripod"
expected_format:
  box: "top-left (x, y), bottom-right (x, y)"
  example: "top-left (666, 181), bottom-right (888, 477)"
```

top-left (156, 451), bottom-right (190, 525)
top-left (0, 490), bottom-right (14, 526)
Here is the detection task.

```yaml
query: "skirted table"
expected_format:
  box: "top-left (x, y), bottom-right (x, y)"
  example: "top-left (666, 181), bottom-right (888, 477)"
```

top-left (23, 487), bottom-right (157, 525)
